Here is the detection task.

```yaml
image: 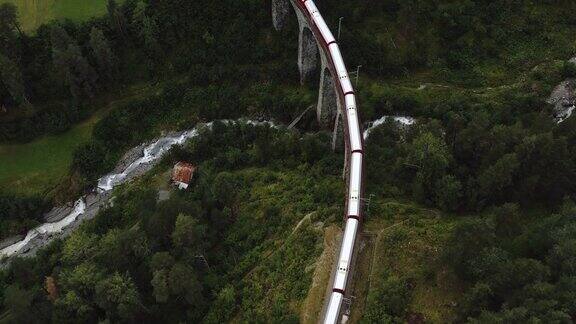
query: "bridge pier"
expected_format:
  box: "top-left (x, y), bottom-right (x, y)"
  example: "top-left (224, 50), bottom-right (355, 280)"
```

top-left (291, 1), bottom-right (319, 85)
top-left (332, 102), bottom-right (344, 151)
top-left (277, 0), bottom-right (340, 139)
top-left (298, 27), bottom-right (318, 84)
top-left (317, 66), bottom-right (338, 129)
top-left (272, 0), bottom-right (290, 31)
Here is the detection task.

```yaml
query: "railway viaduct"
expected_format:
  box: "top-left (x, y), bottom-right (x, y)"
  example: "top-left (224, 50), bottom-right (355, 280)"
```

top-left (272, 0), bottom-right (343, 150)
top-left (272, 1), bottom-right (363, 323)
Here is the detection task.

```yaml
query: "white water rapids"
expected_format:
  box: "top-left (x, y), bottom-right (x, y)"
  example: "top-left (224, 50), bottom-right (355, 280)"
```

top-left (96, 120), bottom-right (276, 191)
top-left (97, 128), bottom-right (201, 191)
top-left (363, 116), bottom-right (415, 139)
top-left (1, 126), bottom-right (203, 258)
top-left (1, 120), bottom-right (276, 259)
top-left (0, 199), bottom-right (86, 257)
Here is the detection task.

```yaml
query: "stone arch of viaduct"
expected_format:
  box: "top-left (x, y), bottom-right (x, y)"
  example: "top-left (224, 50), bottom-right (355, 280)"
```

top-left (272, 0), bottom-right (343, 150)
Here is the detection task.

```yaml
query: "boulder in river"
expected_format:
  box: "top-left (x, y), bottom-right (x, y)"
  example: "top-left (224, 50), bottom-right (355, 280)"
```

top-left (0, 235), bottom-right (26, 251)
top-left (43, 203), bottom-right (75, 223)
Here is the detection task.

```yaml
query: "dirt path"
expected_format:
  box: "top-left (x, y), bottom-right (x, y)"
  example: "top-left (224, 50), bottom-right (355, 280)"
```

top-left (301, 225), bottom-right (342, 324)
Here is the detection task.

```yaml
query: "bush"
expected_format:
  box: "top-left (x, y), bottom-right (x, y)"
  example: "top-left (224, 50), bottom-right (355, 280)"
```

top-left (445, 218), bottom-right (497, 279)
top-left (561, 61), bottom-right (576, 78)
top-left (0, 193), bottom-right (46, 237)
top-left (71, 141), bottom-right (113, 182)
top-left (362, 276), bottom-right (410, 323)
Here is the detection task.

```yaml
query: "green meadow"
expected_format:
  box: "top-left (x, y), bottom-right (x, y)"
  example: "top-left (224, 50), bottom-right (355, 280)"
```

top-left (0, 0), bottom-right (118, 32)
top-left (0, 114), bottom-right (95, 195)
top-left (0, 82), bottom-right (161, 196)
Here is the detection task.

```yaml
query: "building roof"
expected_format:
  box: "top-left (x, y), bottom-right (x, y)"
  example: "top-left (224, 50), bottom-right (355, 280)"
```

top-left (172, 162), bottom-right (196, 188)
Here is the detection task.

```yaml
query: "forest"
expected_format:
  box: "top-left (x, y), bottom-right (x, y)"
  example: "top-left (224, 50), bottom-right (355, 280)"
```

top-left (0, 0), bottom-right (576, 322)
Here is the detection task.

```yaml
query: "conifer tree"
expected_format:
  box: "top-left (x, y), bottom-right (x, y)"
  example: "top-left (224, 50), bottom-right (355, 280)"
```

top-left (132, 0), bottom-right (147, 28)
top-left (0, 3), bottom-right (22, 57)
top-left (89, 27), bottom-right (116, 82)
top-left (107, 0), bottom-right (126, 36)
top-left (51, 25), bottom-right (98, 100)
top-left (0, 53), bottom-right (28, 107)
top-left (142, 14), bottom-right (161, 56)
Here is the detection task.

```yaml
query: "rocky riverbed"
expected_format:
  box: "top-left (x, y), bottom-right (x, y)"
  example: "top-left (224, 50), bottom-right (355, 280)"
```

top-left (0, 127), bottom-right (202, 263)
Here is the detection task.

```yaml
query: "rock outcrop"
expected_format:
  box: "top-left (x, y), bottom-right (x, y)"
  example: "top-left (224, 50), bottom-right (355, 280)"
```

top-left (547, 79), bottom-right (576, 123)
top-left (43, 203), bottom-right (75, 223)
top-left (112, 142), bottom-right (147, 173)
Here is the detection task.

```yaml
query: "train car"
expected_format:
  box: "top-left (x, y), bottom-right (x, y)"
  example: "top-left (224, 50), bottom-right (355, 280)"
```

top-left (328, 44), bottom-right (354, 95)
top-left (345, 94), bottom-right (363, 153)
top-left (305, 0), bottom-right (336, 45)
top-left (347, 152), bottom-right (363, 217)
top-left (324, 292), bottom-right (343, 324)
top-left (333, 216), bottom-right (359, 289)
top-left (324, 214), bottom-right (361, 323)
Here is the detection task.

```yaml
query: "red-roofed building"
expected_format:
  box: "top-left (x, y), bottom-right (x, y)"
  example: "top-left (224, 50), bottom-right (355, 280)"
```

top-left (171, 162), bottom-right (196, 189)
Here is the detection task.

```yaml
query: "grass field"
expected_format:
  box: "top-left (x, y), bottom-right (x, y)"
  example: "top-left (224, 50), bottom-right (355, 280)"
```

top-left (0, 82), bottom-right (160, 196)
top-left (0, 0), bottom-right (118, 32)
top-left (0, 111), bottom-right (95, 196)
top-left (349, 199), bottom-right (464, 323)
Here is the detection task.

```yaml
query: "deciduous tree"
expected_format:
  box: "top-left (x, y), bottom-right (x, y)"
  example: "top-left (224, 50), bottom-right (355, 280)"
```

top-left (151, 269), bottom-right (169, 303)
top-left (95, 272), bottom-right (141, 320)
top-left (405, 131), bottom-right (451, 203)
top-left (172, 213), bottom-right (206, 254)
top-left (4, 285), bottom-right (34, 322)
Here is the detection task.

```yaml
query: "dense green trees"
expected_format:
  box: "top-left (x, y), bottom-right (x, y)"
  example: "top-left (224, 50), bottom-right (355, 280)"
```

top-left (405, 131), bottom-right (451, 204)
top-left (362, 275), bottom-right (410, 323)
top-left (107, 0), bottom-right (127, 37)
top-left (95, 272), bottom-right (141, 320)
top-left (0, 0), bottom-right (299, 142)
top-left (0, 193), bottom-right (45, 238)
top-left (0, 121), bottom-right (339, 322)
top-left (366, 93), bottom-right (576, 211)
top-left (3, 284), bottom-right (35, 322)
top-left (71, 141), bottom-right (113, 184)
top-left (212, 172), bottom-right (247, 216)
top-left (1, 0), bottom-right (576, 322)
top-left (0, 4), bottom-right (26, 111)
top-left (323, 0), bottom-right (576, 83)
top-left (51, 25), bottom-right (99, 101)
top-left (89, 28), bottom-right (116, 83)
top-left (443, 201), bottom-right (576, 322)
top-left (0, 54), bottom-right (27, 108)
top-left (0, 3), bottom-right (22, 56)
